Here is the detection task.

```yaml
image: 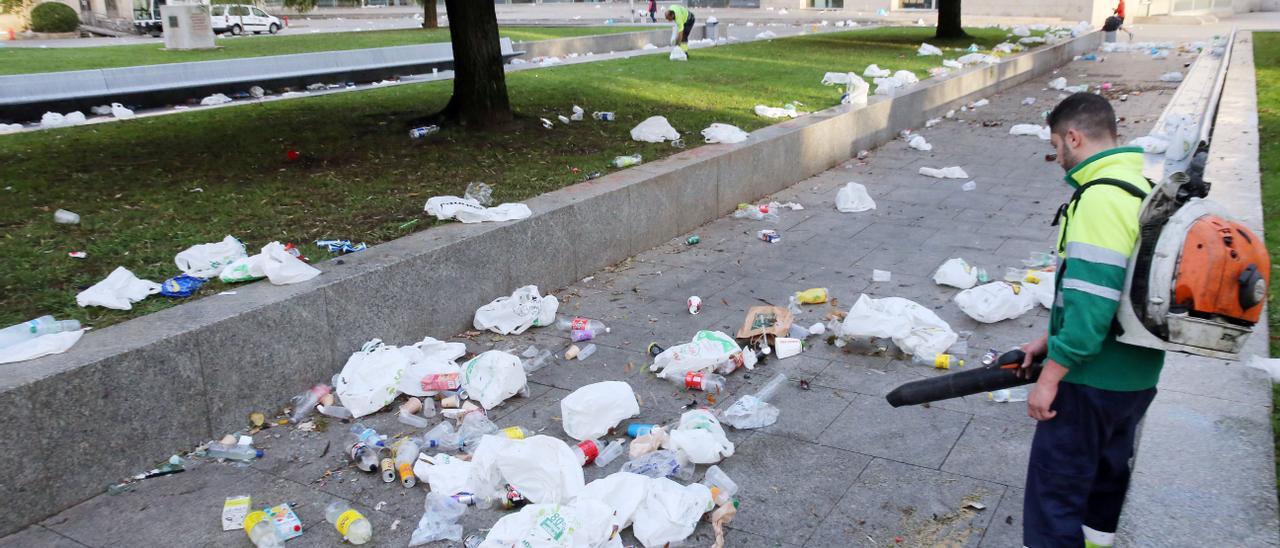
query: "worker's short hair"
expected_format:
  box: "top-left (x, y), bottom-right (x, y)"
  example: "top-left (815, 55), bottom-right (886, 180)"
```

top-left (1047, 92), bottom-right (1117, 141)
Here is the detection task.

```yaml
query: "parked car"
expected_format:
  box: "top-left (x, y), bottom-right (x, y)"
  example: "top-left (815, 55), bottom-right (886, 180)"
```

top-left (210, 4), bottom-right (282, 35)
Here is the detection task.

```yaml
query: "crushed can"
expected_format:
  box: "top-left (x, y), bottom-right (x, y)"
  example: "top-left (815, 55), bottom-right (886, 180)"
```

top-left (686, 235), bottom-right (700, 245)
top-left (409, 125), bottom-right (440, 139)
top-left (500, 484), bottom-right (529, 509)
top-left (592, 111), bottom-right (615, 121)
top-left (757, 229), bottom-right (781, 244)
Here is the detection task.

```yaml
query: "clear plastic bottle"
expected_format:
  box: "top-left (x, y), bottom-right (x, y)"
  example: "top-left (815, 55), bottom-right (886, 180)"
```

top-left (576, 343), bottom-right (598, 360)
top-left (594, 439), bottom-right (626, 467)
top-left (556, 316), bottom-right (610, 334)
top-left (289, 384), bottom-right (331, 424)
top-left (244, 510), bottom-right (285, 548)
top-left (318, 404), bottom-right (353, 419)
top-left (398, 409), bottom-right (430, 429)
top-left (493, 426), bottom-right (534, 440)
top-left (611, 154), bottom-right (642, 168)
top-left (523, 348), bottom-right (555, 373)
top-left (421, 422), bottom-right (459, 451)
top-left (457, 412), bottom-right (498, 453)
top-left (206, 442), bottom-right (263, 461)
top-left (394, 438), bottom-right (420, 488)
top-left (676, 371), bottom-right (726, 393)
top-left (620, 449), bottom-right (694, 481)
top-left (913, 353), bottom-right (964, 370)
top-left (754, 372), bottom-right (788, 402)
top-left (349, 424), bottom-right (386, 448)
top-left (0, 316), bottom-right (82, 349)
top-left (702, 465), bottom-right (739, 506)
top-left (572, 439), bottom-right (605, 466)
top-left (988, 388), bottom-right (1029, 403)
top-left (325, 501), bottom-right (373, 545)
top-left (347, 438), bottom-right (381, 472)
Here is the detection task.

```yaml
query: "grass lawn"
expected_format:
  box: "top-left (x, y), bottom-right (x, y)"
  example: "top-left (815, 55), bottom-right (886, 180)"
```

top-left (1254, 32), bottom-right (1280, 493)
top-left (0, 25), bottom-right (650, 75)
top-left (0, 26), bottom-right (1022, 330)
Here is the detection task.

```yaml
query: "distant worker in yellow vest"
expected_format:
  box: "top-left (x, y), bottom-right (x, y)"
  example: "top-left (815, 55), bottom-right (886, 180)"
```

top-left (665, 5), bottom-right (695, 57)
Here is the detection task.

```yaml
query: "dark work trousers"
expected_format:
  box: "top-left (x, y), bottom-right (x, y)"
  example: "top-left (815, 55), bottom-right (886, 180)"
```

top-left (681, 15), bottom-right (695, 43)
top-left (1023, 381), bottom-right (1157, 547)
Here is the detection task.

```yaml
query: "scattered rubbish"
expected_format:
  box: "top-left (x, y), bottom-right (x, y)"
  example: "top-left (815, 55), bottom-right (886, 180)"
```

top-left (630, 115), bottom-right (680, 143)
top-left (840, 294), bottom-right (958, 361)
top-left (738, 305), bottom-right (793, 339)
top-left (460, 350), bottom-right (527, 409)
top-left (540, 118), bottom-right (554, 129)
top-left (570, 105), bottom-right (585, 121)
top-left (1129, 135), bottom-right (1170, 154)
top-left (988, 387), bottom-right (1029, 402)
top-left (265, 504), bottom-right (303, 540)
top-left (913, 352), bottom-right (963, 369)
top-left (962, 180), bottom-right (977, 192)
top-left (408, 492), bottom-right (465, 546)
top-left (205, 438), bottom-right (263, 461)
top-left (462, 181), bottom-right (494, 206)
top-left (1048, 76), bottom-right (1068, 90)
top-left (925, 118), bottom-right (943, 128)
top-left (53, 208), bottom-right (81, 224)
top-left (733, 202), bottom-right (779, 221)
top-left (669, 48), bottom-right (688, 61)
top-left (410, 125), bottom-right (440, 139)
top-left (424, 196), bottom-right (532, 224)
top-left (836, 182), bottom-right (877, 212)
top-left (201, 93), bottom-right (233, 106)
top-left (556, 315), bottom-right (609, 341)
top-left (687, 295), bottom-right (702, 314)
top-left (1012, 25), bottom-right (1031, 37)
top-left (872, 269), bottom-right (892, 282)
top-left (260, 241), bottom-right (321, 285)
top-left (592, 111), bottom-right (616, 121)
top-left (969, 98), bottom-right (990, 108)
top-left (754, 30), bottom-right (777, 39)
top-left (795, 287), bottom-right (828, 304)
top-left (40, 111), bottom-right (87, 128)
top-left (934, 258), bottom-right (986, 289)
top-left (1022, 97), bottom-right (1036, 105)
top-left (955, 282), bottom-right (1037, 323)
top-left (908, 135), bottom-right (932, 151)
top-left (1010, 124), bottom-right (1051, 140)
top-left (722, 372), bottom-right (786, 429)
top-left (919, 166), bottom-right (969, 179)
top-left (1159, 72), bottom-right (1184, 82)
top-left (289, 384), bottom-right (331, 423)
top-left (676, 370), bottom-right (726, 393)
top-left (244, 509), bottom-right (283, 547)
top-left (863, 64), bottom-right (891, 78)
top-left (650, 330), bottom-right (741, 382)
top-left (327, 501), bottom-right (373, 545)
top-left (774, 337), bottom-right (802, 359)
top-left (469, 434), bottom-right (584, 504)
top-left (667, 408), bottom-right (734, 464)
top-left (0, 123), bottom-right (23, 133)
top-left (561, 381), bottom-right (640, 440)
top-left (918, 42), bottom-right (943, 56)
top-left (956, 53), bottom-right (999, 65)
top-left (1045, 152), bottom-right (1058, 162)
top-left (611, 153), bottom-right (642, 167)
top-left (754, 104), bottom-right (802, 119)
top-left (557, 115), bottom-right (571, 124)
top-left (480, 500), bottom-right (615, 546)
top-left (77, 266), bottom-right (160, 310)
top-left (702, 123), bottom-right (749, 144)
top-left (68, 251), bottom-right (87, 259)
top-left (642, 43), bottom-right (657, 50)
top-left (942, 59), bottom-right (963, 70)
top-left (159, 274), bottom-right (206, 298)
top-left (315, 239), bottom-right (367, 254)
top-left (224, 495), bottom-right (252, 532)
top-left (757, 229), bottom-right (781, 243)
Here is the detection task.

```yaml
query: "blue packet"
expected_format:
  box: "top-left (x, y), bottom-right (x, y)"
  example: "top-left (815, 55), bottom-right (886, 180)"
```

top-left (160, 274), bottom-right (206, 298)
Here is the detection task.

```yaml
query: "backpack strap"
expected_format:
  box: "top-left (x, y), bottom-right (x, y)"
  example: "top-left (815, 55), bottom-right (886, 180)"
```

top-left (1052, 178), bottom-right (1148, 253)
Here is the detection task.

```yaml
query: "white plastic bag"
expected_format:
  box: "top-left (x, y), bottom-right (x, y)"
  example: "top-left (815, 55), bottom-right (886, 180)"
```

top-left (261, 241), bottom-right (320, 285)
top-left (414, 453), bottom-right (474, 496)
top-left (754, 104), bottom-right (801, 119)
top-left (1012, 25), bottom-right (1031, 37)
top-left (873, 76), bottom-right (905, 96)
top-left (957, 53), bottom-right (998, 65)
top-left (335, 339), bottom-right (410, 418)
top-left (908, 135), bottom-right (932, 151)
top-left (669, 48), bottom-right (687, 61)
top-left (918, 42), bottom-right (943, 56)
top-left (424, 196), bottom-right (532, 224)
top-left (754, 30), bottom-right (776, 39)
top-left (954, 282), bottom-right (1037, 323)
top-left (863, 63), bottom-right (891, 78)
top-left (1010, 124), bottom-right (1051, 140)
top-left (174, 235), bottom-right (247, 278)
top-left (840, 294), bottom-right (958, 361)
top-left (573, 472), bottom-right (650, 531)
top-left (630, 116), bottom-right (680, 143)
top-left (1160, 71), bottom-right (1184, 82)
top-left (1130, 135), bottom-right (1170, 154)
top-left (1048, 76), bottom-right (1068, 90)
top-left (469, 435), bottom-right (584, 504)
top-left (720, 395), bottom-right (779, 429)
top-left (821, 72), bottom-right (858, 86)
top-left (0, 330), bottom-right (84, 364)
top-left (649, 330), bottom-right (739, 381)
top-left (919, 166), bottom-right (969, 179)
top-left (943, 59), bottom-right (963, 69)
top-left (664, 409), bottom-right (733, 464)
top-left (933, 258), bottom-right (979, 289)
top-left (76, 266), bottom-right (161, 310)
top-left (409, 492), bottom-right (466, 546)
top-left (701, 123), bottom-right (749, 144)
top-left (632, 479), bottom-right (713, 548)
top-left (110, 103), bottom-right (135, 119)
top-left (219, 254), bottom-right (266, 283)
top-left (396, 336), bottom-right (467, 397)
top-left (561, 381), bottom-right (640, 440)
top-left (473, 285), bottom-right (559, 335)
top-left (201, 93), bottom-right (232, 106)
top-left (842, 72), bottom-right (869, 108)
top-left (1024, 270), bottom-right (1056, 309)
top-left (461, 350), bottom-right (527, 409)
top-left (479, 501), bottom-right (618, 548)
top-left (893, 70), bottom-right (919, 85)
top-left (1246, 356), bottom-right (1280, 382)
top-left (835, 182), bottom-right (876, 212)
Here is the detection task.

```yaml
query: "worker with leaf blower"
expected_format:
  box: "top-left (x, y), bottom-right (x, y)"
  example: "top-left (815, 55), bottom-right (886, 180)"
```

top-left (665, 5), bottom-right (695, 59)
top-left (1017, 92), bottom-right (1162, 548)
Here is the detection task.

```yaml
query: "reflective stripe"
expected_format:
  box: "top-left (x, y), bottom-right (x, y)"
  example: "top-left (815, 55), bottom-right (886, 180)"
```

top-left (1082, 525), bottom-right (1115, 547)
top-left (1062, 279), bottom-right (1121, 301)
top-left (1054, 290), bottom-right (1063, 309)
top-left (1064, 242), bottom-right (1128, 268)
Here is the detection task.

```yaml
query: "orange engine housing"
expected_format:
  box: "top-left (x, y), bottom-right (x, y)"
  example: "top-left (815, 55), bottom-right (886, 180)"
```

top-left (1172, 215), bottom-right (1270, 324)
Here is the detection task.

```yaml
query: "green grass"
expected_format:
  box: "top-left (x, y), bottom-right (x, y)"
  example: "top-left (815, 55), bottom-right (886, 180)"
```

top-left (0, 26), bottom-right (1017, 330)
top-left (1253, 32), bottom-right (1280, 492)
top-left (0, 25), bottom-right (650, 75)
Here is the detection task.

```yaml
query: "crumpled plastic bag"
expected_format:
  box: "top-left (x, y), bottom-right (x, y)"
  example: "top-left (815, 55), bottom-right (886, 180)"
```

top-left (754, 30), bottom-right (776, 39)
top-left (473, 285), bottom-right (559, 335)
top-left (174, 235), bottom-right (247, 278)
top-left (1246, 356), bottom-right (1280, 382)
top-left (669, 48), bottom-right (687, 61)
top-left (461, 350), bottom-right (527, 409)
top-left (754, 104), bottom-right (802, 119)
top-left (395, 336), bottom-right (467, 397)
top-left (650, 330), bottom-right (739, 381)
top-left (335, 339), bottom-right (410, 418)
top-left (630, 116), bottom-right (680, 143)
top-left (821, 71), bottom-right (860, 86)
top-left (720, 395), bottom-right (779, 429)
top-left (629, 426), bottom-right (669, 458)
top-left (701, 123), bottom-right (749, 144)
top-left (954, 282), bottom-right (1037, 323)
top-left (76, 266), bottom-right (161, 310)
top-left (1024, 270), bottom-right (1056, 309)
top-left (561, 381), bottom-right (640, 440)
top-left (424, 196), bottom-right (532, 223)
top-left (665, 409), bottom-right (733, 464)
top-left (0, 330), bottom-right (84, 364)
top-left (469, 435), bottom-right (584, 504)
top-left (919, 166), bottom-right (969, 179)
top-left (1130, 135), bottom-right (1170, 154)
top-left (478, 500), bottom-right (618, 548)
top-left (908, 135), bottom-right (932, 151)
top-left (200, 93), bottom-right (232, 106)
top-left (110, 103), bottom-right (135, 119)
top-left (840, 294), bottom-right (958, 361)
top-left (836, 182), bottom-right (876, 212)
top-left (219, 254), bottom-right (265, 283)
top-left (1048, 76), bottom-right (1068, 90)
top-left (413, 453), bottom-right (474, 496)
top-left (863, 63), bottom-right (891, 78)
top-left (633, 478), bottom-right (713, 548)
top-left (918, 42), bottom-right (943, 56)
top-left (574, 472), bottom-right (650, 531)
top-left (934, 258), bottom-right (980, 289)
top-left (943, 59), bottom-right (963, 69)
top-left (41, 111), bottom-right (86, 128)
top-left (408, 492), bottom-right (466, 546)
top-left (261, 241), bottom-right (321, 285)
top-left (1160, 71), bottom-right (1184, 82)
top-left (957, 53), bottom-right (998, 65)
top-left (873, 76), bottom-right (907, 96)
top-left (1010, 124), bottom-right (1051, 140)
top-left (1162, 113), bottom-right (1200, 162)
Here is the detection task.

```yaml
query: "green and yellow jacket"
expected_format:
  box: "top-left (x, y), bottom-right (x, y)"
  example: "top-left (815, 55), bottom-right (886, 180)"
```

top-left (1047, 146), bottom-right (1165, 391)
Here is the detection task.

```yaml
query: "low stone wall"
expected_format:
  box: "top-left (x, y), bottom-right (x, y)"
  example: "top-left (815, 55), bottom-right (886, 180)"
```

top-left (0, 30), bottom-right (1100, 536)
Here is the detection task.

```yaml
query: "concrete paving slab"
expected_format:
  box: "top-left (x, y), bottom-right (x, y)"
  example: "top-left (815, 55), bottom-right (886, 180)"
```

top-left (821, 394), bottom-right (972, 469)
top-left (941, 416), bottom-right (1037, 488)
top-left (978, 487), bottom-right (1026, 548)
top-left (0, 526), bottom-right (86, 548)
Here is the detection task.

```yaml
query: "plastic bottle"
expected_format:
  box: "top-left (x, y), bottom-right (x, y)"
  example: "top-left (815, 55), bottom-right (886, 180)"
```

top-left (594, 439), bottom-right (626, 467)
top-left (398, 408), bottom-right (431, 429)
top-left (347, 439), bottom-right (381, 472)
top-left (913, 353), bottom-right (964, 370)
top-left (394, 438), bottom-right (420, 488)
top-left (620, 449), bottom-right (695, 481)
top-left (493, 426), bottom-right (534, 440)
top-left (244, 510), bottom-right (285, 548)
top-left (0, 316), bottom-right (82, 349)
top-left (988, 388), bottom-right (1029, 403)
top-left (611, 154), bottom-right (642, 168)
top-left (421, 422), bottom-right (460, 451)
top-left (794, 287), bottom-right (828, 304)
top-left (754, 372), bottom-right (788, 402)
top-left (326, 501), bottom-right (373, 545)
top-left (627, 423), bottom-right (656, 438)
top-left (349, 424), bottom-right (386, 448)
top-left (318, 405), bottom-right (353, 419)
top-left (676, 371), bottom-right (726, 393)
top-left (522, 348), bottom-right (555, 373)
top-left (53, 209), bottom-right (80, 224)
top-left (206, 441), bottom-right (263, 461)
top-left (457, 412), bottom-right (498, 452)
top-left (702, 465), bottom-right (739, 506)
top-left (289, 384), bottom-right (331, 424)
top-left (572, 439), bottom-right (606, 466)
top-left (576, 343), bottom-right (598, 360)
top-left (556, 316), bottom-right (610, 341)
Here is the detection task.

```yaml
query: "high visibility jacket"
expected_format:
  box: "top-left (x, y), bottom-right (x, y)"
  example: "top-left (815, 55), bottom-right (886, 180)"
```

top-left (668, 4), bottom-right (690, 27)
top-left (1047, 146), bottom-right (1165, 391)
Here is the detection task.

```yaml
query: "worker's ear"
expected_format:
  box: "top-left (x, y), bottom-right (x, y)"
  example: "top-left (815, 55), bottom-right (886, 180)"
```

top-left (1065, 127), bottom-right (1086, 151)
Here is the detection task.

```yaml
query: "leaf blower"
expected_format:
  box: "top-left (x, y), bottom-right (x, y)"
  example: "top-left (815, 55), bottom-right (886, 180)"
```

top-left (885, 349), bottom-right (1042, 408)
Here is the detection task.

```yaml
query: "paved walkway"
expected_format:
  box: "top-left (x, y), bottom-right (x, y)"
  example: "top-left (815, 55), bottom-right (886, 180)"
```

top-left (3, 40), bottom-right (1274, 548)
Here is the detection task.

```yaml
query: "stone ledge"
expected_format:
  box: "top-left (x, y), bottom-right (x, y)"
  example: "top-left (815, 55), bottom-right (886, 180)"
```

top-left (0, 30), bottom-right (1100, 536)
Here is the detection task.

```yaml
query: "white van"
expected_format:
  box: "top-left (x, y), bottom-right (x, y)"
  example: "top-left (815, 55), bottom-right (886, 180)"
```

top-left (210, 4), bottom-right (282, 35)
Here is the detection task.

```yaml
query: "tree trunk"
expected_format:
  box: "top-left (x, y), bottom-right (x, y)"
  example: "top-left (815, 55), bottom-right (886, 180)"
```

top-left (935, 0), bottom-right (966, 40)
top-left (422, 0), bottom-right (437, 29)
top-left (437, 0), bottom-right (512, 127)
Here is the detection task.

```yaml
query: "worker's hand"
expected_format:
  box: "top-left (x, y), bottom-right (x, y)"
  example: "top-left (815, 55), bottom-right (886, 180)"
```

top-left (1015, 334), bottom-right (1048, 379)
top-left (1027, 377), bottom-right (1058, 421)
